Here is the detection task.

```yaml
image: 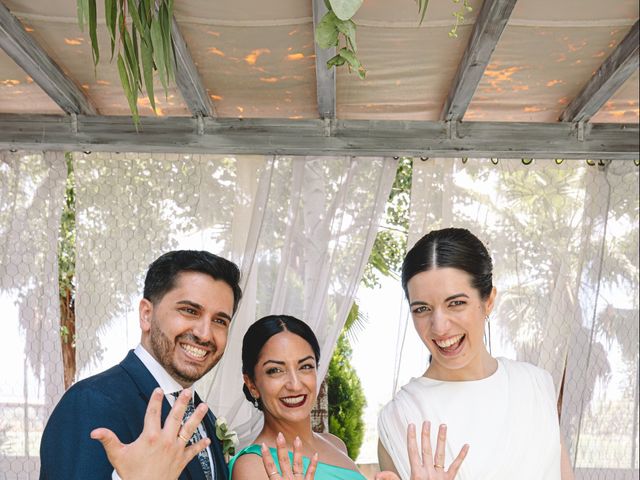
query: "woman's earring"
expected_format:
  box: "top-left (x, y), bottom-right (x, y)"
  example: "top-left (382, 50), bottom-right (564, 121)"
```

top-left (253, 396), bottom-right (260, 408)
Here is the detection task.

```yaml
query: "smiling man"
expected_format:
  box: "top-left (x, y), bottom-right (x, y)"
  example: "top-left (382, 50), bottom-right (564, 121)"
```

top-left (40, 250), bottom-right (242, 480)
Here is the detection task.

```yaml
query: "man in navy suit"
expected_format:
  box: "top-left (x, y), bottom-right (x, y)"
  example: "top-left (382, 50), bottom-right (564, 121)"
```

top-left (39, 250), bottom-right (242, 480)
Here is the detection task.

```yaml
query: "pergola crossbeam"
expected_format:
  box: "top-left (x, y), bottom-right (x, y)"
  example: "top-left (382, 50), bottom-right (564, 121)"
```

top-left (171, 17), bottom-right (216, 117)
top-left (560, 21), bottom-right (639, 123)
top-left (441, 0), bottom-right (518, 121)
top-left (312, 0), bottom-right (336, 119)
top-left (0, 2), bottom-right (96, 115)
top-left (1, 114), bottom-right (637, 160)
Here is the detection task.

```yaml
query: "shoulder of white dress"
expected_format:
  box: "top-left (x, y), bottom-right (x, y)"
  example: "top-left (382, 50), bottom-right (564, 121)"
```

top-left (378, 377), bottom-right (422, 421)
top-left (499, 358), bottom-right (555, 389)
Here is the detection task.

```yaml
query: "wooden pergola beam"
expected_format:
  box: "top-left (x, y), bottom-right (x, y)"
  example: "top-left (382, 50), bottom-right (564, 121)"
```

top-left (312, 0), bottom-right (336, 119)
top-left (1, 114), bottom-right (637, 160)
top-left (171, 17), bottom-right (216, 117)
top-left (0, 2), bottom-right (96, 115)
top-left (441, 0), bottom-right (518, 121)
top-left (560, 21), bottom-right (639, 123)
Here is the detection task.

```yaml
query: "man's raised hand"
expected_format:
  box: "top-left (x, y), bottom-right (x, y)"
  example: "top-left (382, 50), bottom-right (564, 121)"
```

top-left (91, 388), bottom-right (210, 480)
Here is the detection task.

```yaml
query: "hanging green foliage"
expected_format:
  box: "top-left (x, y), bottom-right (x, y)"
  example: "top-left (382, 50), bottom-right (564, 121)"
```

top-left (77, 0), bottom-right (175, 124)
top-left (316, 0), bottom-right (474, 79)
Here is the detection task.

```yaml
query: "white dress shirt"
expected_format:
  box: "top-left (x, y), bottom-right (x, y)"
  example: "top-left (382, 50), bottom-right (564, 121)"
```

top-left (111, 344), bottom-right (215, 479)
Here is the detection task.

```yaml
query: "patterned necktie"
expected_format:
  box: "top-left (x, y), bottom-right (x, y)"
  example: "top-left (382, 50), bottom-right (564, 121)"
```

top-left (172, 392), bottom-right (213, 480)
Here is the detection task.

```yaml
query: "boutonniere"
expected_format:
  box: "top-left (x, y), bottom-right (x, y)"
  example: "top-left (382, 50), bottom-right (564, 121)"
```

top-left (215, 417), bottom-right (239, 462)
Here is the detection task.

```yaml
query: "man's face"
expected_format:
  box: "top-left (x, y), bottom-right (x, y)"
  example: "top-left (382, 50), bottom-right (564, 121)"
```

top-left (140, 271), bottom-right (235, 387)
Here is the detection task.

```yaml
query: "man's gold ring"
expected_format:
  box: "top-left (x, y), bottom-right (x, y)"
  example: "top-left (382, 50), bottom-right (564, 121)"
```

top-left (178, 433), bottom-right (189, 443)
top-left (434, 464), bottom-right (444, 469)
top-left (267, 471), bottom-right (279, 478)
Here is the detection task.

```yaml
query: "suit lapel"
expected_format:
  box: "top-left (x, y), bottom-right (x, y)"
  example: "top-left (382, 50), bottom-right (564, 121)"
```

top-left (119, 350), bottom-right (174, 423)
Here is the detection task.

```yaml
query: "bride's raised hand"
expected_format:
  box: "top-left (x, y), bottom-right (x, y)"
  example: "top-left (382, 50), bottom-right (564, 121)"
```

top-left (376, 421), bottom-right (468, 480)
top-left (260, 432), bottom-right (318, 480)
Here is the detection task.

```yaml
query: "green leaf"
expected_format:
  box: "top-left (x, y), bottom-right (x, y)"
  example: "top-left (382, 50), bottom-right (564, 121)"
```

top-left (315, 11), bottom-right (340, 49)
top-left (105, 0), bottom-right (117, 59)
top-left (159, 1), bottom-right (175, 93)
top-left (141, 37), bottom-right (156, 113)
top-left (417, 0), bottom-right (429, 25)
top-left (76, 0), bottom-right (89, 31)
top-left (327, 53), bottom-right (346, 68)
top-left (122, 26), bottom-right (140, 89)
top-left (117, 53), bottom-right (139, 125)
top-left (338, 47), bottom-right (361, 70)
top-left (150, 17), bottom-right (167, 93)
top-left (329, 0), bottom-right (363, 21)
top-left (88, 0), bottom-right (99, 65)
top-left (131, 25), bottom-right (142, 92)
top-left (128, 0), bottom-right (145, 33)
top-left (335, 18), bottom-right (357, 52)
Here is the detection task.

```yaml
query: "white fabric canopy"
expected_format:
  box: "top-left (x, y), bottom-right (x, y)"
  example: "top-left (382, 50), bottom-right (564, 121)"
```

top-left (405, 158), bottom-right (639, 475)
top-left (0, 151), bottom-right (66, 478)
top-left (71, 152), bottom-right (396, 445)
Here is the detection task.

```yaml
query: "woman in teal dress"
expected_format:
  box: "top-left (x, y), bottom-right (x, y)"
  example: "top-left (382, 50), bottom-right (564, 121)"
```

top-left (230, 315), bottom-right (468, 480)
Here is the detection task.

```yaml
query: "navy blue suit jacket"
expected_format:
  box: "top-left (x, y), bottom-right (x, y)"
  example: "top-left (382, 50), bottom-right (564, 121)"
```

top-left (39, 350), bottom-right (228, 480)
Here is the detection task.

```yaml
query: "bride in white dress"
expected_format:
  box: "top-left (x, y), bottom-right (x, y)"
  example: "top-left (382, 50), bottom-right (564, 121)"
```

top-left (377, 228), bottom-right (575, 480)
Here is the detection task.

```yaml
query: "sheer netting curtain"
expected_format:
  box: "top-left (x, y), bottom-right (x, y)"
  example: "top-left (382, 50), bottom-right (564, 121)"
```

top-left (72, 153), bottom-right (396, 445)
top-left (0, 152), bottom-right (67, 479)
top-left (405, 158), bottom-right (639, 478)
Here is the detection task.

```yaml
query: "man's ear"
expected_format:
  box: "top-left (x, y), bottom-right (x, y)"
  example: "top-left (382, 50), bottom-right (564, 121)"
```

top-left (243, 373), bottom-right (259, 399)
top-left (139, 298), bottom-right (153, 333)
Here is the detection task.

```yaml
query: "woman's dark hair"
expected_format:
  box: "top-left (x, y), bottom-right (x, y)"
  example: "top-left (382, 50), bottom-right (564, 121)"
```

top-left (401, 228), bottom-right (493, 300)
top-left (242, 315), bottom-right (321, 410)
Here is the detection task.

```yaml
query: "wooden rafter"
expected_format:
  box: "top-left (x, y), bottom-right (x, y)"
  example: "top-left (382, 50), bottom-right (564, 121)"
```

top-left (0, 114), bottom-right (637, 160)
top-left (312, 0), bottom-right (336, 119)
top-left (441, 0), bottom-right (518, 121)
top-left (560, 21), bottom-right (639, 123)
top-left (171, 16), bottom-right (216, 117)
top-left (0, 2), bottom-right (95, 115)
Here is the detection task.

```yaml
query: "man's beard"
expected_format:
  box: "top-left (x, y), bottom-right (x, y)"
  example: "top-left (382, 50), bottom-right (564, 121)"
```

top-left (149, 320), bottom-right (218, 385)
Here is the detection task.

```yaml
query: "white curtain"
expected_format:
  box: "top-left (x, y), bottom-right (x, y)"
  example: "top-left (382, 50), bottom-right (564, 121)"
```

top-left (405, 158), bottom-right (639, 476)
top-left (0, 151), bottom-right (67, 478)
top-left (72, 152), bottom-right (396, 445)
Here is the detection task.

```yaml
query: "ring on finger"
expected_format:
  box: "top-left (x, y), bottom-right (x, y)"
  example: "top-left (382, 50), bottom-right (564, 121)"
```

top-left (178, 432), bottom-right (189, 443)
top-left (267, 472), bottom-right (279, 478)
top-left (434, 463), bottom-right (444, 469)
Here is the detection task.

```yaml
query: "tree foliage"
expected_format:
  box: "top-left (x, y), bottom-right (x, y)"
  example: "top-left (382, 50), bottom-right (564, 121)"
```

top-left (327, 331), bottom-right (367, 460)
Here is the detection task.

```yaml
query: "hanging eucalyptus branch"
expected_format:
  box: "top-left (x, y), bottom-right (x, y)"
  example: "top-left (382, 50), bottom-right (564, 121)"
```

top-left (315, 0), bottom-right (365, 79)
top-left (315, 0), bottom-right (473, 79)
top-left (77, 0), bottom-right (176, 124)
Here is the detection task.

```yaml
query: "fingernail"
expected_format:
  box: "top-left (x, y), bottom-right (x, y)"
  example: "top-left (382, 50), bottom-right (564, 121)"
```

top-left (277, 432), bottom-right (284, 442)
top-left (294, 436), bottom-right (301, 446)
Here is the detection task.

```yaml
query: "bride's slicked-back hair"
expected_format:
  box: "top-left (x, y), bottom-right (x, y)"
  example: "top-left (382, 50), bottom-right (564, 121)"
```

top-left (241, 315), bottom-right (321, 410)
top-left (401, 228), bottom-right (494, 300)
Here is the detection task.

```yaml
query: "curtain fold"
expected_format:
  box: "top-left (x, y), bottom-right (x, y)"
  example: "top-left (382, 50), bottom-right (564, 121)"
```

top-left (406, 158), bottom-right (639, 475)
top-left (72, 153), bottom-right (396, 446)
top-left (0, 151), bottom-right (67, 478)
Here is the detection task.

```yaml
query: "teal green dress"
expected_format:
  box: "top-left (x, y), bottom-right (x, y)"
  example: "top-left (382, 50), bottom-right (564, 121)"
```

top-left (228, 444), bottom-right (367, 480)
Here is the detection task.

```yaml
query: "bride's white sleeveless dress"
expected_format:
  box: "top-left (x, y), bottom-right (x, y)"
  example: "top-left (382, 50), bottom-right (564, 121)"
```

top-left (378, 358), bottom-right (561, 480)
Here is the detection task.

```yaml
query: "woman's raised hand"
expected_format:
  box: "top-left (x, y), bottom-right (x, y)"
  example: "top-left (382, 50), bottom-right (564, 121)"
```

top-left (260, 432), bottom-right (318, 480)
top-left (376, 422), bottom-right (469, 480)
